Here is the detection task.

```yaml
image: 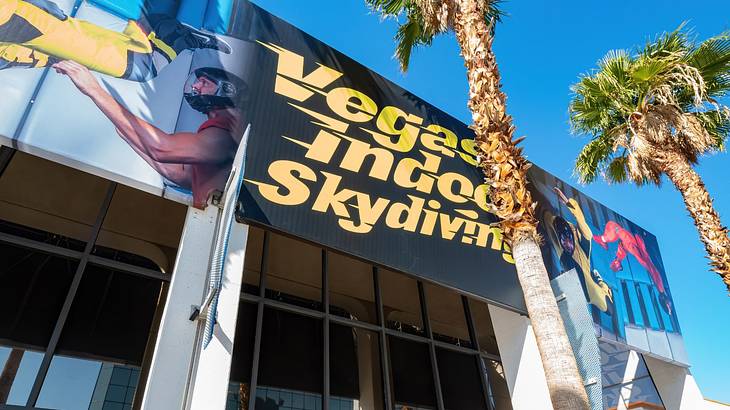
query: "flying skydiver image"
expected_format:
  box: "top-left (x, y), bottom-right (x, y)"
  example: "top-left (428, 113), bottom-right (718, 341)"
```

top-left (53, 59), bottom-right (248, 208)
top-left (594, 220), bottom-right (673, 315)
top-left (0, 0), bottom-right (230, 81)
top-left (543, 187), bottom-right (620, 335)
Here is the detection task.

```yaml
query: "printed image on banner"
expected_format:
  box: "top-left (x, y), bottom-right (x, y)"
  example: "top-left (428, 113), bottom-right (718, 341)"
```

top-left (530, 167), bottom-right (686, 363)
top-left (0, 0), bottom-right (526, 311)
top-left (0, 0), bottom-right (253, 208)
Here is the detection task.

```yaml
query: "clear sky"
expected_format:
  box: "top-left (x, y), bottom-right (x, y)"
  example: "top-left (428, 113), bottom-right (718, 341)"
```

top-left (251, 0), bottom-right (730, 402)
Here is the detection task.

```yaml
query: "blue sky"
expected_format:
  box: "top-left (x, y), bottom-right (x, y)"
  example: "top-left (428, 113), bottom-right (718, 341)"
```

top-left (250, 0), bottom-right (730, 402)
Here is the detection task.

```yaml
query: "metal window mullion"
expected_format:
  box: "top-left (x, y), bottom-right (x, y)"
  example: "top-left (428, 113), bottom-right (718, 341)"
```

top-left (0, 232), bottom-right (84, 260)
top-left (25, 182), bottom-right (116, 407)
top-left (373, 267), bottom-right (392, 409)
top-left (329, 315), bottom-right (380, 332)
top-left (86, 255), bottom-right (170, 282)
top-left (247, 231), bottom-right (269, 410)
top-left (0, 146), bottom-right (15, 177)
top-left (322, 250), bottom-right (329, 410)
top-left (418, 281), bottom-right (444, 410)
top-left (463, 296), bottom-right (493, 410)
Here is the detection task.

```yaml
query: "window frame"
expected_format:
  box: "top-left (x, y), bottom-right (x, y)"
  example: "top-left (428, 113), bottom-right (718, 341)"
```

top-left (238, 228), bottom-right (506, 410)
top-left (0, 148), bottom-right (174, 410)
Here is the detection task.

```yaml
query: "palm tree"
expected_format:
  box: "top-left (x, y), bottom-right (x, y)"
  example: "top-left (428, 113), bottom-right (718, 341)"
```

top-left (366, 1), bottom-right (590, 408)
top-left (0, 348), bottom-right (24, 403)
top-left (569, 27), bottom-right (730, 292)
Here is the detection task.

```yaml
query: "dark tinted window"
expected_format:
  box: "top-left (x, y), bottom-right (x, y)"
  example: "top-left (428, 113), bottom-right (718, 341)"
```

top-left (56, 265), bottom-right (163, 364)
top-left (388, 336), bottom-right (436, 409)
top-left (436, 348), bottom-right (486, 410)
top-left (0, 244), bottom-right (77, 348)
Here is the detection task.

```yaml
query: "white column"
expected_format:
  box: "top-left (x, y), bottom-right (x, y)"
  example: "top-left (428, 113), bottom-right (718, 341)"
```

top-left (187, 222), bottom-right (249, 410)
top-left (488, 304), bottom-right (553, 410)
top-left (141, 205), bottom-right (218, 410)
top-left (643, 355), bottom-right (705, 410)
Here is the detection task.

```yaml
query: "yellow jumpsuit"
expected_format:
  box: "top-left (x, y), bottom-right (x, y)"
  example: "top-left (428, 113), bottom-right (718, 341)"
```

top-left (0, 0), bottom-right (171, 79)
top-left (545, 198), bottom-right (614, 312)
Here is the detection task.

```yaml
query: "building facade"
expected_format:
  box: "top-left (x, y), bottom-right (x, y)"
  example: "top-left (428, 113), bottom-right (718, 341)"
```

top-left (0, 0), bottom-right (709, 409)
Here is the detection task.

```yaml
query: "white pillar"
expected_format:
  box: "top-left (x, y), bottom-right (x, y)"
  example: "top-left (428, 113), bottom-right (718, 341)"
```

top-left (643, 355), bottom-right (705, 410)
top-left (187, 222), bottom-right (249, 409)
top-left (141, 205), bottom-right (218, 410)
top-left (488, 304), bottom-right (553, 410)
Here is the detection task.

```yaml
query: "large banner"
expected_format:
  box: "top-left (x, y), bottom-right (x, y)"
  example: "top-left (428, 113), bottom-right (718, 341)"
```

top-left (0, 0), bottom-right (684, 360)
top-left (530, 169), bottom-right (686, 364)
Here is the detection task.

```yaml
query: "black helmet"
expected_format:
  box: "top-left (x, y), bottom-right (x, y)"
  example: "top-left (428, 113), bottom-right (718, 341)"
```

top-left (553, 216), bottom-right (574, 249)
top-left (183, 67), bottom-right (248, 113)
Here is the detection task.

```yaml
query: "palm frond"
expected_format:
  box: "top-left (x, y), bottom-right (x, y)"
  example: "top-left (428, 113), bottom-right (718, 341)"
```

top-left (570, 51), bottom-right (635, 134)
top-left (693, 109), bottom-right (730, 150)
top-left (365, 0), bottom-right (408, 17)
top-left (688, 32), bottom-right (730, 98)
top-left (574, 135), bottom-right (615, 183)
top-left (606, 155), bottom-right (629, 183)
top-left (482, 0), bottom-right (505, 34)
top-left (640, 23), bottom-right (690, 60)
top-left (394, 12), bottom-right (433, 71)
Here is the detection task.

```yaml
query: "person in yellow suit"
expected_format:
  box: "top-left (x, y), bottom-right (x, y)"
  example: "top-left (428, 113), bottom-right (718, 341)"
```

top-left (0, 0), bottom-right (230, 81)
top-left (544, 187), bottom-right (621, 335)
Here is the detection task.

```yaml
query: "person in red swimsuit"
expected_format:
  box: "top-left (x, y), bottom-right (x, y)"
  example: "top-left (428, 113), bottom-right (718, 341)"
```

top-left (594, 220), bottom-right (673, 314)
top-left (53, 60), bottom-right (246, 208)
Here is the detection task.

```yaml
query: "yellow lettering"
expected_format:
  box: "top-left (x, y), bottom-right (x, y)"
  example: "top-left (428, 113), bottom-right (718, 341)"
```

top-left (247, 160), bottom-right (316, 206)
top-left (312, 172), bottom-right (356, 217)
top-left (339, 135), bottom-right (394, 181)
top-left (385, 195), bottom-right (425, 232)
top-left (419, 209), bottom-right (439, 236)
top-left (438, 213), bottom-right (466, 240)
top-left (289, 103), bottom-right (349, 133)
top-left (393, 150), bottom-right (442, 194)
top-left (338, 193), bottom-right (390, 234)
top-left (305, 130), bottom-right (341, 164)
top-left (326, 87), bottom-right (378, 123)
top-left (259, 41), bottom-right (343, 101)
top-left (437, 172), bottom-right (474, 204)
top-left (420, 124), bottom-right (458, 157)
top-left (459, 139), bottom-right (477, 165)
top-left (473, 184), bottom-right (490, 212)
top-left (503, 242), bottom-right (515, 264)
top-left (361, 106), bottom-right (423, 152)
top-left (474, 223), bottom-right (504, 249)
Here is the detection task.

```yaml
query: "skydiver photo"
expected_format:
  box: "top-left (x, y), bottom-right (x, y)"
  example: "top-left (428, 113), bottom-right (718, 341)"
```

top-left (0, 0), bottom-right (256, 208)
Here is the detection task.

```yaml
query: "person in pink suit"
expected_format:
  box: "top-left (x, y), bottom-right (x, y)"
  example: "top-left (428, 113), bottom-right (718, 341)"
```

top-left (594, 221), bottom-right (672, 314)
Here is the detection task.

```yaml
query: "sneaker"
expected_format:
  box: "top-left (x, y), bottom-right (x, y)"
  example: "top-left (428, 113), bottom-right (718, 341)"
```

top-left (182, 23), bottom-right (232, 54)
top-left (593, 234), bottom-right (609, 250)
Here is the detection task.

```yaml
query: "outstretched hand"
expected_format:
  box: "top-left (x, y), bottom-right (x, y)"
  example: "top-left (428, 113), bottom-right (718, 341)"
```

top-left (52, 60), bottom-right (102, 97)
top-left (553, 186), bottom-right (569, 205)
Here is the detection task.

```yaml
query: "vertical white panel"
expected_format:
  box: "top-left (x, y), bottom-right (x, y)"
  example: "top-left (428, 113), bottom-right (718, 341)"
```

top-left (187, 223), bottom-right (249, 410)
top-left (643, 355), bottom-right (705, 410)
top-left (141, 206), bottom-right (218, 410)
top-left (488, 305), bottom-right (553, 410)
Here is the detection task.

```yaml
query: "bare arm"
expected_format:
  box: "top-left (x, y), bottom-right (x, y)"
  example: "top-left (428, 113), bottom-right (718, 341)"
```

top-left (554, 187), bottom-right (593, 240)
top-left (53, 61), bottom-right (236, 165)
top-left (116, 128), bottom-right (192, 187)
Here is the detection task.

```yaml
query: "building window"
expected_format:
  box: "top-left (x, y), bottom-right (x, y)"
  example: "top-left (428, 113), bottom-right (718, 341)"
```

top-left (0, 151), bottom-right (186, 409)
top-left (229, 228), bottom-right (511, 410)
top-left (389, 336), bottom-right (437, 409)
top-left (380, 268), bottom-right (425, 336)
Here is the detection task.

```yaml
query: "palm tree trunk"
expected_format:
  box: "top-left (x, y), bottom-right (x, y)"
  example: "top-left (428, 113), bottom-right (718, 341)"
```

top-left (452, 0), bottom-right (589, 408)
top-left (658, 149), bottom-right (730, 291)
top-left (0, 348), bottom-right (24, 403)
top-left (512, 239), bottom-right (590, 409)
